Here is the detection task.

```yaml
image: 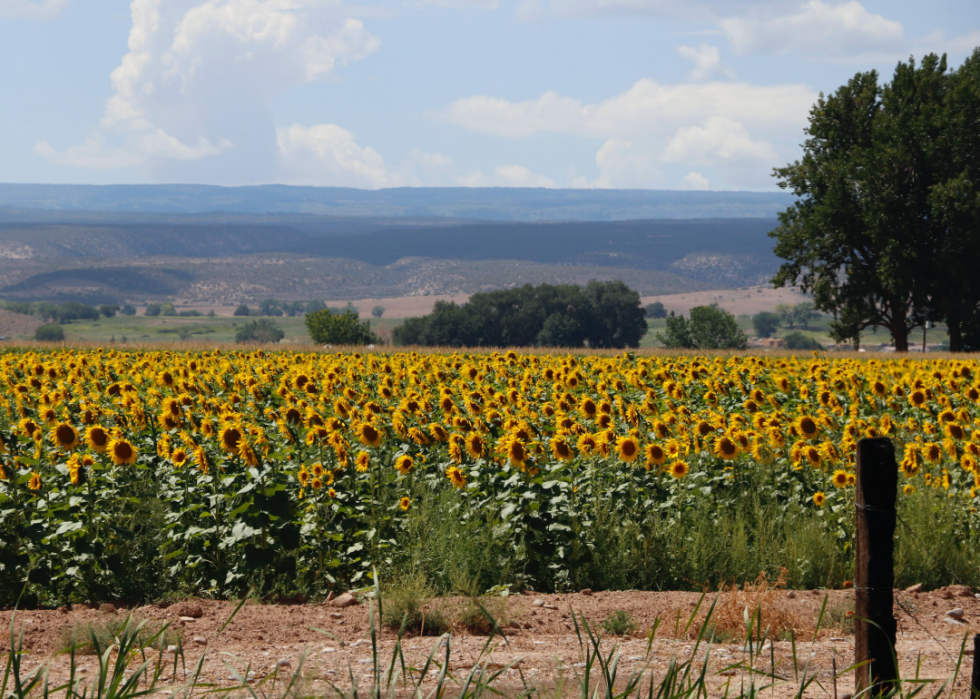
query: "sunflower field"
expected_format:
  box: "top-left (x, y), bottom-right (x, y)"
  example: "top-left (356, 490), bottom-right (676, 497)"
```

top-left (1, 348), bottom-right (979, 605)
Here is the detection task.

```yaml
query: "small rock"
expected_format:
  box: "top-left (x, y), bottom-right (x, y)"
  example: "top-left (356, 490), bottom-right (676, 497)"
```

top-left (100, 603), bottom-right (116, 614)
top-left (580, 589), bottom-right (593, 596)
top-left (320, 647), bottom-right (336, 654)
top-left (57, 606), bottom-right (68, 614)
top-left (329, 612), bottom-right (344, 620)
top-left (77, 668), bottom-right (88, 674)
top-left (165, 645), bottom-right (178, 654)
top-left (905, 583), bottom-right (923, 593)
top-left (277, 659), bottom-right (291, 669)
top-left (532, 599), bottom-right (545, 607)
top-left (331, 593), bottom-right (357, 608)
top-left (193, 636), bottom-right (207, 646)
top-left (941, 588), bottom-right (954, 600)
top-left (358, 659), bottom-right (372, 664)
top-left (786, 591), bottom-right (796, 599)
top-left (179, 616), bottom-right (197, 623)
top-left (507, 620), bottom-right (521, 629)
top-left (829, 637), bottom-right (847, 642)
top-left (943, 616), bottom-right (966, 626)
top-left (173, 601), bottom-right (204, 618)
top-left (811, 589), bottom-right (821, 595)
top-left (946, 608), bottom-right (965, 619)
top-left (950, 585), bottom-right (973, 597)
top-left (326, 591), bottom-right (335, 602)
top-left (841, 694), bottom-right (852, 699)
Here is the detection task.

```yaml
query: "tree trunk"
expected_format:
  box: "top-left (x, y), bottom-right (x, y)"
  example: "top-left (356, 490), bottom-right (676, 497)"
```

top-left (893, 328), bottom-right (909, 352)
top-left (948, 316), bottom-right (962, 352)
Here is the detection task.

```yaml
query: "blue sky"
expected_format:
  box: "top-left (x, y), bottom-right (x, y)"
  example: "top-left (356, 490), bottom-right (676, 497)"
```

top-left (0, 0), bottom-right (977, 190)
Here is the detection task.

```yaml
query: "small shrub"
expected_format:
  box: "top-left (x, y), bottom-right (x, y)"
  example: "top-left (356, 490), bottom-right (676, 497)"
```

top-left (236, 318), bottom-right (285, 344)
top-left (783, 331), bottom-right (823, 350)
top-left (826, 599), bottom-right (855, 634)
top-left (35, 323), bottom-right (65, 342)
top-left (455, 596), bottom-right (510, 635)
top-left (381, 574), bottom-right (449, 635)
top-left (602, 610), bottom-right (638, 636)
top-left (233, 304), bottom-right (251, 317)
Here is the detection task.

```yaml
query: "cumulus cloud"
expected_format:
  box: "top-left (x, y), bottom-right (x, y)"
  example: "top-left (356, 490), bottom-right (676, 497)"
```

top-left (915, 29), bottom-right (980, 58)
top-left (39, 0), bottom-right (380, 183)
top-left (277, 123), bottom-right (395, 188)
top-left (677, 44), bottom-right (735, 81)
top-left (721, 1), bottom-right (904, 56)
top-left (492, 164), bottom-right (556, 187)
top-left (443, 77), bottom-right (815, 188)
top-left (525, 0), bottom-right (791, 20)
top-left (416, 0), bottom-right (499, 9)
top-left (0, 0), bottom-right (69, 20)
top-left (680, 172), bottom-right (710, 190)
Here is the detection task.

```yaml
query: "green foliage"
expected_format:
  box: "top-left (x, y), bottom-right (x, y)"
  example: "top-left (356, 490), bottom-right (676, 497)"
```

top-left (306, 308), bottom-right (379, 345)
top-left (233, 304), bottom-right (251, 317)
top-left (259, 298), bottom-right (283, 316)
top-left (381, 574), bottom-right (449, 635)
top-left (771, 52), bottom-right (980, 351)
top-left (235, 318), bottom-right (285, 344)
top-left (601, 610), bottom-right (638, 636)
top-left (99, 304), bottom-right (120, 318)
top-left (393, 281), bottom-right (647, 349)
top-left (658, 306), bottom-right (747, 349)
top-left (371, 305), bottom-right (385, 318)
top-left (178, 310), bottom-right (202, 317)
top-left (120, 304), bottom-right (136, 316)
top-left (752, 311), bottom-right (780, 338)
top-left (645, 301), bottom-right (667, 318)
top-left (58, 616), bottom-right (182, 655)
top-left (306, 299), bottom-right (326, 313)
top-left (159, 303), bottom-right (177, 316)
top-left (34, 323), bottom-right (65, 342)
top-left (144, 303), bottom-right (161, 316)
top-left (783, 331), bottom-right (823, 350)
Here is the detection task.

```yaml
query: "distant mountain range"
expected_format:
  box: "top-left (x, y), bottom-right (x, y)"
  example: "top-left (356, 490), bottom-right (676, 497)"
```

top-left (0, 184), bottom-right (793, 221)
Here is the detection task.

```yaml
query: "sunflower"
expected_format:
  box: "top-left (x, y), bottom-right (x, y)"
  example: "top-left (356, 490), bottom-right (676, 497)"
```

top-left (794, 415), bottom-right (819, 439)
top-left (51, 422), bottom-right (79, 450)
top-left (311, 477), bottom-right (323, 490)
top-left (357, 422), bottom-right (382, 447)
top-left (428, 423), bottom-right (449, 443)
top-left (645, 443), bottom-right (666, 467)
top-left (355, 451), bottom-right (370, 472)
top-left (465, 433), bottom-right (485, 459)
top-left (298, 467), bottom-right (311, 486)
top-left (813, 491), bottom-right (826, 507)
top-left (921, 442), bottom-right (942, 464)
top-left (399, 496), bottom-right (411, 511)
top-left (903, 484), bottom-right (915, 495)
top-left (28, 471), bottom-right (41, 491)
top-left (580, 398), bottom-right (597, 419)
top-left (108, 438), bottom-right (137, 465)
top-left (831, 469), bottom-right (849, 488)
top-left (394, 455), bottom-right (414, 475)
top-left (85, 425), bottom-right (110, 452)
top-left (446, 466), bottom-right (466, 488)
top-left (219, 424), bottom-right (243, 453)
top-left (713, 435), bottom-right (739, 461)
top-left (312, 462), bottom-right (325, 478)
top-left (550, 437), bottom-right (574, 461)
top-left (909, 390), bottom-right (927, 408)
top-left (18, 417), bottom-right (40, 439)
top-left (503, 437), bottom-right (527, 467)
top-left (616, 436), bottom-right (640, 463)
top-left (576, 433), bottom-right (598, 457)
top-left (668, 460), bottom-right (689, 479)
top-left (171, 448), bottom-right (188, 468)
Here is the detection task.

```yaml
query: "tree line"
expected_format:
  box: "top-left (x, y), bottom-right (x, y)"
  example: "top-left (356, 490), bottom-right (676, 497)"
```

top-left (771, 49), bottom-right (980, 351)
top-left (392, 281), bottom-right (647, 348)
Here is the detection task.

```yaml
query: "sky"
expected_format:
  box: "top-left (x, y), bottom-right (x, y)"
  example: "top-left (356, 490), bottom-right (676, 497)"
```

top-left (0, 0), bottom-right (977, 191)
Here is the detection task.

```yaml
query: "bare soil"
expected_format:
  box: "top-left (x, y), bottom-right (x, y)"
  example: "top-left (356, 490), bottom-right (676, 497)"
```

top-left (3, 588), bottom-right (977, 697)
top-left (642, 286), bottom-right (810, 317)
top-left (0, 308), bottom-right (42, 339)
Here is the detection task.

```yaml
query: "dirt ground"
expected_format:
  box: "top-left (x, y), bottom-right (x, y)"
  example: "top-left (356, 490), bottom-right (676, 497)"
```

top-left (642, 286), bottom-right (810, 317)
top-left (3, 587), bottom-right (977, 697)
top-left (0, 308), bottom-right (41, 339)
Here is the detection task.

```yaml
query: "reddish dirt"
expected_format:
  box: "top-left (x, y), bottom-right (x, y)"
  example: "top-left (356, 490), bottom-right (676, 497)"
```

top-left (2, 588), bottom-right (977, 697)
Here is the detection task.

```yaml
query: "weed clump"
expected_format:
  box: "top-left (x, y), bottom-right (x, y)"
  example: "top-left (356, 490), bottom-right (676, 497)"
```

top-left (380, 574), bottom-right (449, 635)
top-left (601, 610), bottom-right (638, 636)
top-left (58, 615), bottom-right (181, 655)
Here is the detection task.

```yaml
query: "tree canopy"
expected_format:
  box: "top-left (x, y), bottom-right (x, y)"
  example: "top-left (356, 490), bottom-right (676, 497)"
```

top-left (770, 50), bottom-right (980, 351)
top-left (306, 308), bottom-right (380, 345)
top-left (657, 306), bottom-right (747, 350)
top-left (392, 281), bottom-right (647, 348)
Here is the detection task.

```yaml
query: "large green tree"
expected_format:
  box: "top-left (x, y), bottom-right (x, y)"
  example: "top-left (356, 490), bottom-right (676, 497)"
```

top-left (770, 54), bottom-right (961, 351)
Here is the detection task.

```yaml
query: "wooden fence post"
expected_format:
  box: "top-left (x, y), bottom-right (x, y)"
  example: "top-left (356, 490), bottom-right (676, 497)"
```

top-left (971, 634), bottom-right (980, 699)
top-left (854, 437), bottom-right (899, 696)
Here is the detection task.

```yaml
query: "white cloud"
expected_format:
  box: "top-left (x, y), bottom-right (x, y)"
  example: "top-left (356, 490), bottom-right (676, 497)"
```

top-left (680, 172), bottom-right (710, 190)
top-left (444, 79), bottom-right (815, 139)
top-left (492, 164), bottom-right (556, 187)
top-left (0, 0), bottom-right (69, 20)
top-left (677, 44), bottom-right (734, 81)
top-left (663, 116), bottom-right (777, 164)
top-left (277, 123), bottom-right (393, 189)
top-left (915, 29), bottom-right (980, 58)
top-left (526, 0), bottom-right (791, 20)
top-left (39, 0), bottom-right (380, 183)
top-left (721, 1), bottom-right (904, 56)
top-left (417, 0), bottom-right (499, 9)
top-left (443, 78), bottom-right (815, 188)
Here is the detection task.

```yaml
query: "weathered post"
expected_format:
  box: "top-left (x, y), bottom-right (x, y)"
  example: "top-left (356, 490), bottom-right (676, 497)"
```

top-left (854, 437), bottom-right (899, 696)
top-left (971, 634), bottom-right (980, 699)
